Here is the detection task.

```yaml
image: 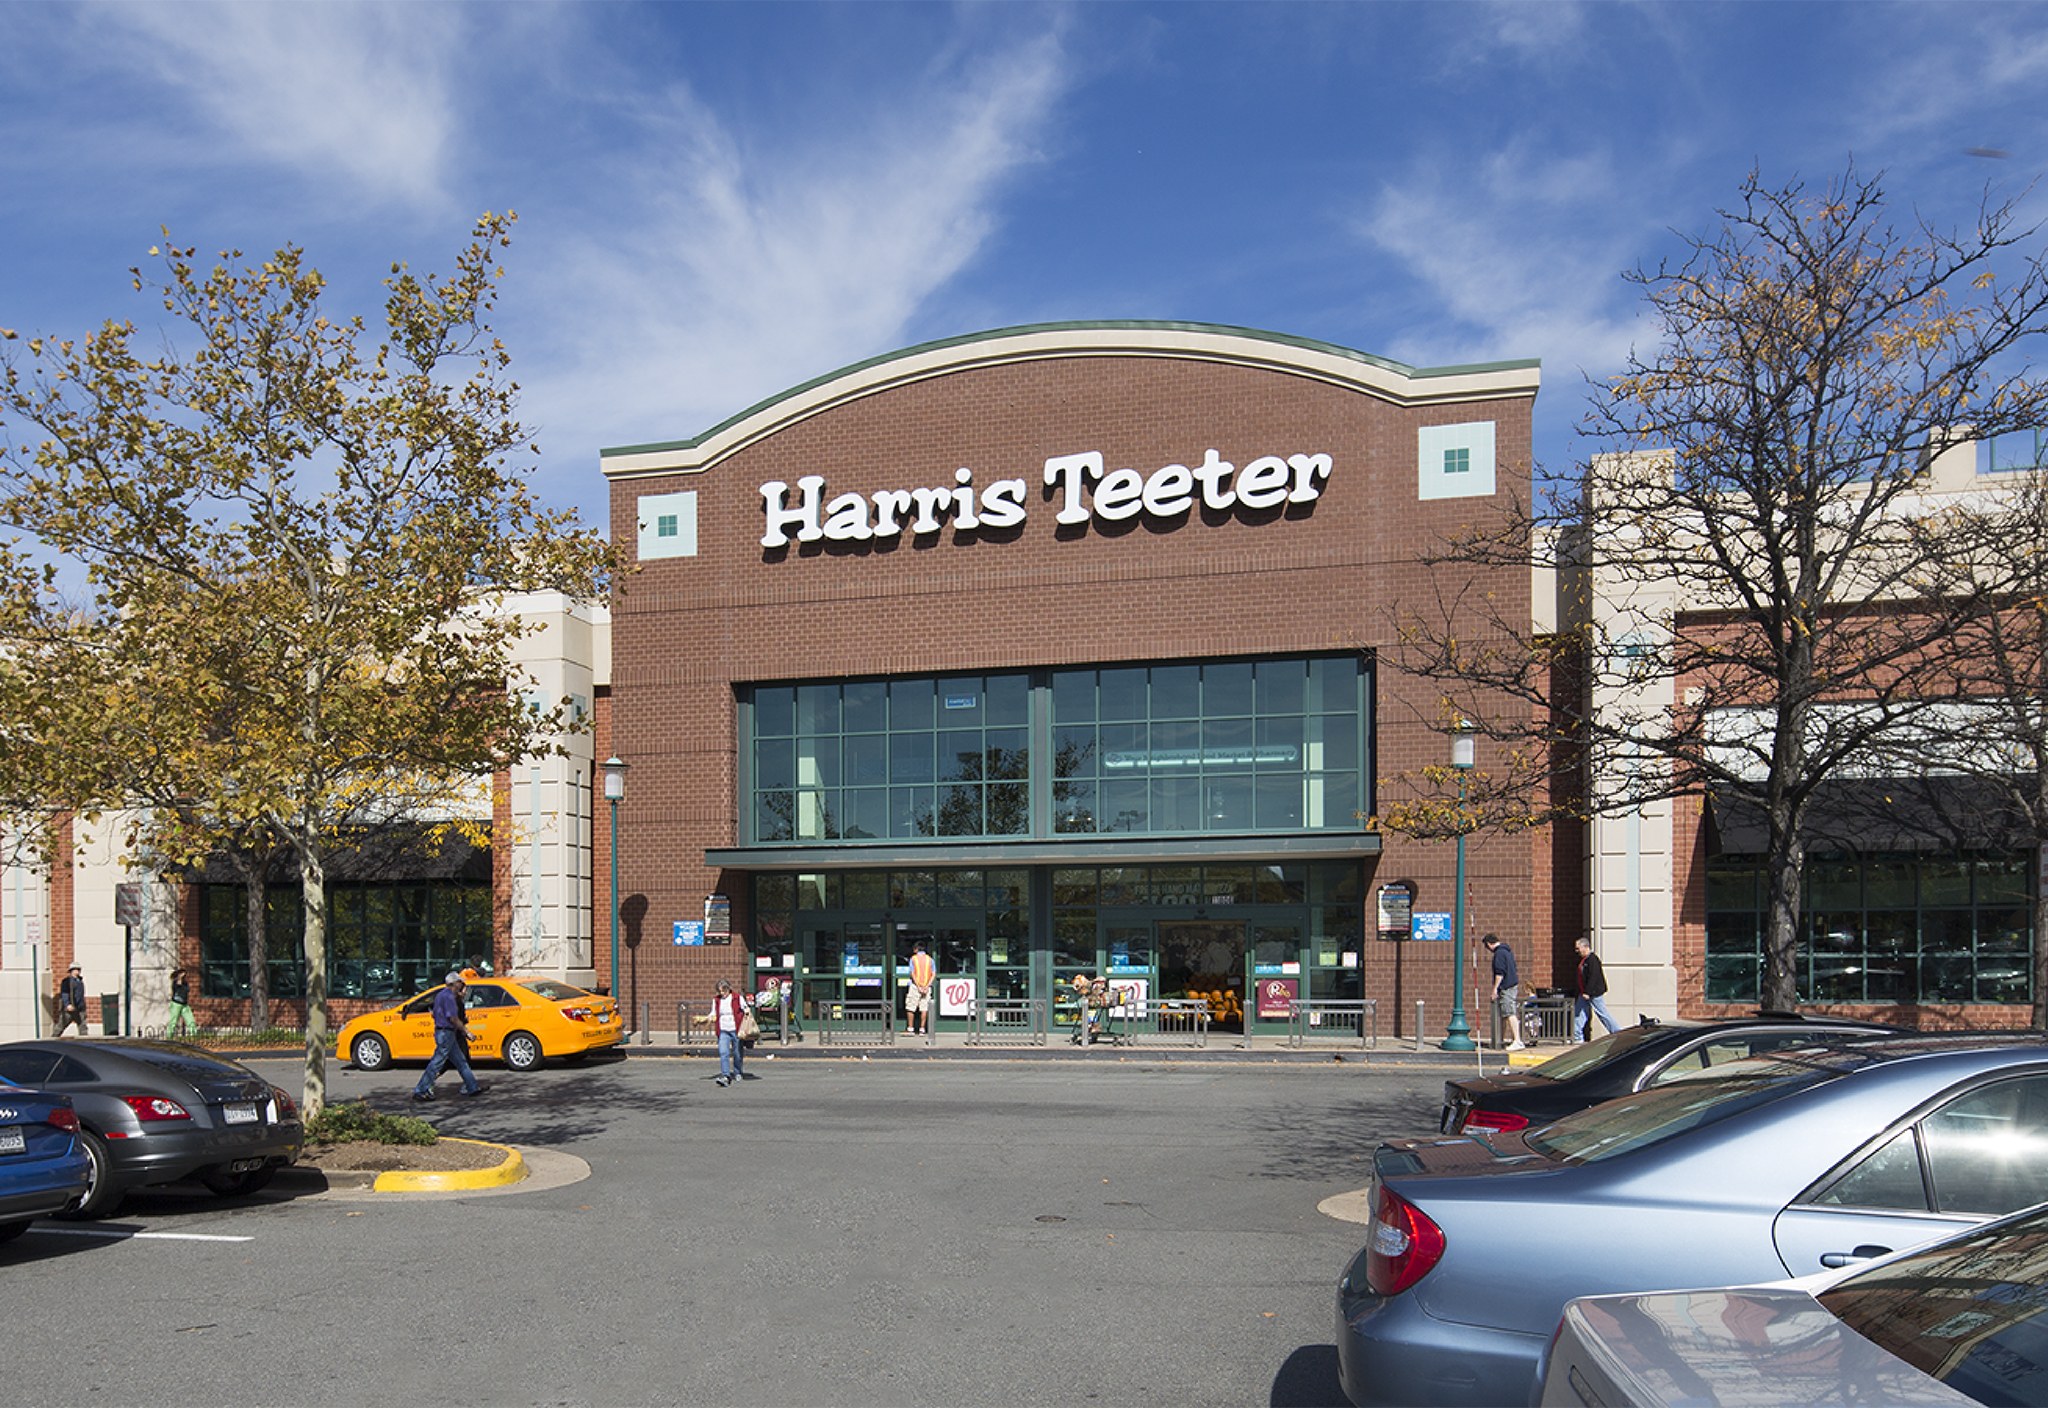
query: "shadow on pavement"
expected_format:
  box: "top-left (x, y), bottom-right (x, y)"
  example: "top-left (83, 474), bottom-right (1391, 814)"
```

top-left (1271, 1344), bottom-right (1349, 1406)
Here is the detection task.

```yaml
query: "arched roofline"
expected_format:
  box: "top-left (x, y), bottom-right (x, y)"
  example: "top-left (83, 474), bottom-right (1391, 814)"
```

top-left (600, 320), bottom-right (1540, 480)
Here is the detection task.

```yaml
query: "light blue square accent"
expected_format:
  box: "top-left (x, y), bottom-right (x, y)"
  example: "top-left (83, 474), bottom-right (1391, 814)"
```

top-left (637, 490), bottom-right (698, 560)
top-left (1418, 422), bottom-right (1496, 500)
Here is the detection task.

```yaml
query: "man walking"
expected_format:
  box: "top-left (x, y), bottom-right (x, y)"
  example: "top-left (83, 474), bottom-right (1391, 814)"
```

top-left (1573, 937), bottom-right (1621, 1042)
top-left (906, 942), bottom-right (936, 1037)
top-left (412, 970), bottom-right (486, 1101)
top-left (1481, 934), bottom-right (1523, 1051)
top-left (54, 964), bottom-right (88, 1036)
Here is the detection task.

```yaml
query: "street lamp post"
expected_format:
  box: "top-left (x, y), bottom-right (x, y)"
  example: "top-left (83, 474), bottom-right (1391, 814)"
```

top-left (603, 756), bottom-right (629, 1004)
top-left (1441, 722), bottom-right (1478, 1052)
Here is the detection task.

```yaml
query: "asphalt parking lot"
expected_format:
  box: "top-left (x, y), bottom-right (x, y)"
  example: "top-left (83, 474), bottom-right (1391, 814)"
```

top-left (0, 1051), bottom-right (1451, 1407)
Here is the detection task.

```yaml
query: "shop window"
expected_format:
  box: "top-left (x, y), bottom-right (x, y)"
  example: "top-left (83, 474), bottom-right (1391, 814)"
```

top-left (1705, 851), bottom-right (2033, 1006)
top-left (200, 881), bottom-right (489, 1002)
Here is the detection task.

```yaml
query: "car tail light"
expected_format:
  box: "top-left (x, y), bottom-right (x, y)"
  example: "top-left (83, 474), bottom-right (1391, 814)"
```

top-left (1366, 1185), bottom-right (1446, 1296)
top-left (1460, 1108), bottom-right (1530, 1135)
top-left (47, 1107), bottom-right (79, 1134)
top-left (561, 1006), bottom-right (591, 1022)
top-left (270, 1085), bottom-right (297, 1118)
top-left (122, 1096), bottom-right (192, 1122)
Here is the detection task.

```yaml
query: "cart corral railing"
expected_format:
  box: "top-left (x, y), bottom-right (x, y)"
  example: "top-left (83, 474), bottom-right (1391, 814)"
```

top-left (815, 999), bottom-right (896, 1046)
top-left (1286, 998), bottom-right (1378, 1049)
top-left (1147, 998), bottom-right (1211, 1047)
top-left (967, 998), bottom-right (1047, 1046)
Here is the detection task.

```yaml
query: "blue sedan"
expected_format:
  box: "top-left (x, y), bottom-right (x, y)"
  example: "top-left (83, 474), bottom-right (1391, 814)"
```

top-left (0, 1075), bottom-right (89, 1243)
top-left (1337, 1034), bottom-right (2048, 1407)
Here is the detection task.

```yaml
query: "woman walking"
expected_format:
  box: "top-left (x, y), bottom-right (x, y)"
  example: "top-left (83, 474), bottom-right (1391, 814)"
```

top-left (166, 967), bottom-right (196, 1038)
top-left (711, 979), bottom-right (749, 1087)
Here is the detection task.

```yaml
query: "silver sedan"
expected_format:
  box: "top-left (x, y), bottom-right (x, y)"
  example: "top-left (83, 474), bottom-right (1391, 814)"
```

top-left (1337, 1035), bottom-right (2048, 1407)
top-left (1539, 1198), bottom-right (2048, 1406)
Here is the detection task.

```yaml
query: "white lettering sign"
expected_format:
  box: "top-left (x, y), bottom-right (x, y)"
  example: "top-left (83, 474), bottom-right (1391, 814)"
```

top-left (759, 449), bottom-right (1330, 549)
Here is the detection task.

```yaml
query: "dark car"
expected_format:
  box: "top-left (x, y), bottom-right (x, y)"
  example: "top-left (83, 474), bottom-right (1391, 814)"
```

top-left (1439, 1012), bottom-right (1900, 1134)
top-left (1340, 1034), bottom-right (2048, 1407)
top-left (0, 1040), bottom-right (302, 1217)
top-left (0, 1076), bottom-right (90, 1242)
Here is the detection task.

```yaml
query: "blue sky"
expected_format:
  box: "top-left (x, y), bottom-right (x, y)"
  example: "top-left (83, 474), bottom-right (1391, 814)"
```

top-left (3, 1), bottom-right (2046, 532)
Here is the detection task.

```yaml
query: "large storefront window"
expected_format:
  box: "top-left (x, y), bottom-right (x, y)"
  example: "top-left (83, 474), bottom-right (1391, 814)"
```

top-left (749, 861), bottom-right (1362, 1032)
top-left (1705, 853), bottom-right (2032, 1006)
top-left (1052, 657), bottom-right (1362, 835)
top-left (200, 882), bottom-right (493, 1002)
top-left (750, 674), bottom-right (1031, 841)
top-left (742, 655), bottom-right (1368, 845)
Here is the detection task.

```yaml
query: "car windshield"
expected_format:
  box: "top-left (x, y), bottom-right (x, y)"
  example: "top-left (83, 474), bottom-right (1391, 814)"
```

top-left (1819, 1205), bottom-right (2048, 1404)
top-left (1520, 1023), bottom-right (1681, 1082)
top-left (517, 978), bottom-right (593, 1002)
top-left (1524, 1051), bottom-right (1844, 1163)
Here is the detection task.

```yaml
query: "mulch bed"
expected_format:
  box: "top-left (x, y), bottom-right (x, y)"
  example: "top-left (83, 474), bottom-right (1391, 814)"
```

top-left (300, 1139), bottom-right (508, 1174)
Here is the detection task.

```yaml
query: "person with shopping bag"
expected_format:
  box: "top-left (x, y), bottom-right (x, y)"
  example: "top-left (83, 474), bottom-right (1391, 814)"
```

top-left (712, 979), bottom-right (755, 1087)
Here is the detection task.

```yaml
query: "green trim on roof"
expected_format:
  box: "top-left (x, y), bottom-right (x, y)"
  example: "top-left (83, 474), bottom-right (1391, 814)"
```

top-left (601, 320), bottom-right (1541, 458)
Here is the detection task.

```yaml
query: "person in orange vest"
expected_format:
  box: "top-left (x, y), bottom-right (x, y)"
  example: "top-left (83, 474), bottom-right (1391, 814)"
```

top-left (906, 942), bottom-right (937, 1036)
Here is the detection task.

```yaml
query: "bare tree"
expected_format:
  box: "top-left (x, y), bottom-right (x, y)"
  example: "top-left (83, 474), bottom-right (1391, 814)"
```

top-left (1398, 165), bottom-right (2048, 1012)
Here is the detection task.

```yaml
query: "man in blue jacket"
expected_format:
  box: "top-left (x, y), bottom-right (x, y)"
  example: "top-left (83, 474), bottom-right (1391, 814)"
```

top-left (413, 971), bottom-right (487, 1102)
top-left (1482, 934), bottom-right (1523, 1051)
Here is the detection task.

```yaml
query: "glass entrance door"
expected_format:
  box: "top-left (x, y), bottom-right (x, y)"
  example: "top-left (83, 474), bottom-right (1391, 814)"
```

top-left (1248, 923), bottom-right (1303, 1032)
top-left (800, 920), bottom-right (885, 1023)
top-left (891, 924), bottom-right (979, 1028)
top-left (1158, 920), bottom-right (1246, 1032)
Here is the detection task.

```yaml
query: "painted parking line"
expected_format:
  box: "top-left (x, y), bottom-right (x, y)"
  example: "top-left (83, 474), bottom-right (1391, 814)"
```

top-left (26, 1226), bottom-right (253, 1242)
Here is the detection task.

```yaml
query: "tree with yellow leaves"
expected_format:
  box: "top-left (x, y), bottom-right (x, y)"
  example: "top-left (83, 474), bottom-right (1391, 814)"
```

top-left (0, 215), bottom-right (616, 1116)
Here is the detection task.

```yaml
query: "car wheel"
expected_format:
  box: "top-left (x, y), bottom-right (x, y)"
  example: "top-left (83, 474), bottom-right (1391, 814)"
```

top-left (56, 1130), bottom-right (121, 1220)
top-left (501, 1031), bottom-right (544, 1072)
top-left (201, 1164), bottom-right (275, 1198)
top-left (350, 1033), bottom-right (391, 1072)
top-left (0, 1219), bottom-right (27, 1245)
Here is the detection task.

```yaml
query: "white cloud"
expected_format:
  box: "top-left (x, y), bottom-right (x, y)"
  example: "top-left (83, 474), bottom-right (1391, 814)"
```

top-left (90, 1), bottom-right (464, 209)
top-left (1360, 144), bottom-right (1654, 381)
top-left (517, 24), bottom-right (1072, 491)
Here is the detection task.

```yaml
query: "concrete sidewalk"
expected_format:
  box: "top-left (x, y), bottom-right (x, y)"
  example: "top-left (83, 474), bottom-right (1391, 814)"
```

top-left (610, 1024), bottom-right (1552, 1070)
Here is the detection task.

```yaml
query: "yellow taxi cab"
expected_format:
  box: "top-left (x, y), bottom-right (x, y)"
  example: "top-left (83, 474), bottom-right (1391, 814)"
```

top-left (335, 972), bottom-right (623, 1074)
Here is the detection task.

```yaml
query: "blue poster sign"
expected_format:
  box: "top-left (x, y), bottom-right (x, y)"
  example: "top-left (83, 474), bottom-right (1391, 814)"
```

top-left (674, 921), bottom-right (706, 946)
top-left (1411, 912), bottom-right (1453, 942)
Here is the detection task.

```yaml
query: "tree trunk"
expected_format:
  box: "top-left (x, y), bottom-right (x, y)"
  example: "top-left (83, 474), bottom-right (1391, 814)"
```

top-left (2035, 840), bottom-right (2047, 1032)
top-left (1761, 810), bottom-right (1805, 1013)
top-left (300, 850), bottom-right (329, 1120)
top-left (223, 851), bottom-right (272, 1034)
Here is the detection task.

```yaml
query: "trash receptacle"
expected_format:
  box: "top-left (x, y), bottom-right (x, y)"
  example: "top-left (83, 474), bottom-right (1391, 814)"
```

top-left (98, 993), bottom-right (120, 1036)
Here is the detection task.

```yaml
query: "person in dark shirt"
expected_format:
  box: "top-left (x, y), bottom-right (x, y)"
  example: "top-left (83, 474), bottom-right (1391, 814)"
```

top-left (1573, 937), bottom-right (1621, 1042)
top-left (167, 967), bottom-right (196, 1038)
top-left (54, 964), bottom-right (88, 1037)
top-left (1481, 934), bottom-right (1523, 1051)
top-left (412, 971), bottom-right (486, 1101)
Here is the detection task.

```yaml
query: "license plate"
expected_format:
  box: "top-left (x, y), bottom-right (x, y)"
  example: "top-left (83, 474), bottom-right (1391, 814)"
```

top-left (0, 1126), bottom-right (22, 1154)
top-left (222, 1103), bottom-right (258, 1125)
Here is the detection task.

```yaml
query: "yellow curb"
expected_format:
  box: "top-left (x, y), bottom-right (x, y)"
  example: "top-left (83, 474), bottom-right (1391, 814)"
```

top-left (1504, 1049), bottom-right (1549, 1069)
top-left (373, 1138), bottom-right (527, 1193)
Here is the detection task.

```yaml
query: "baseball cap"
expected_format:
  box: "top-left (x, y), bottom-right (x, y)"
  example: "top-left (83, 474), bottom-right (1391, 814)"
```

top-left (445, 970), bottom-right (464, 984)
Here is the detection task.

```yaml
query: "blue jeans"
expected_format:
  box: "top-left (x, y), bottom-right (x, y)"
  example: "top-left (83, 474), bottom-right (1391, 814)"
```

top-left (718, 1029), bottom-right (746, 1081)
top-left (1575, 994), bottom-right (1620, 1041)
top-left (416, 1028), bottom-right (479, 1095)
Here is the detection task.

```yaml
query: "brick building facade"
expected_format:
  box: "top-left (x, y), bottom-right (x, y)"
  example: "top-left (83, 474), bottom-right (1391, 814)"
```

top-left (598, 322), bottom-right (1556, 1040)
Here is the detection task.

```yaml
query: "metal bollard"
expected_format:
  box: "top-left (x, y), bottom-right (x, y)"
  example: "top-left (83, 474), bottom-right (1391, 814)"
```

top-left (1414, 1000), bottom-right (1425, 1052)
top-left (640, 1001), bottom-right (651, 1044)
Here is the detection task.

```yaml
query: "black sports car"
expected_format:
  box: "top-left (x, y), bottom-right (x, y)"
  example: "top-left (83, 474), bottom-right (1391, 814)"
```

top-left (1438, 1013), bottom-right (1900, 1135)
top-left (0, 1039), bottom-right (302, 1217)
